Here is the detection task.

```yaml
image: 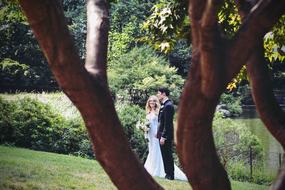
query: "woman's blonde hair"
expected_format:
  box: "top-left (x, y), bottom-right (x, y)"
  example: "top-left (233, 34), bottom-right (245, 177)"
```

top-left (145, 95), bottom-right (160, 115)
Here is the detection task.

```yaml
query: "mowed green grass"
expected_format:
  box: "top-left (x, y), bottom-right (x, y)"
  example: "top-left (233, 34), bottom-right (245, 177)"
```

top-left (0, 146), bottom-right (269, 190)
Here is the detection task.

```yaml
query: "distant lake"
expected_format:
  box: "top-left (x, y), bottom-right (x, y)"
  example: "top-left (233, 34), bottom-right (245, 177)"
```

top-left (235, 106), bottom-right (284, 173)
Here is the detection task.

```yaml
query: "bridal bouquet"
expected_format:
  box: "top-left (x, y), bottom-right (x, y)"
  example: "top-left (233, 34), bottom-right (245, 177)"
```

top-left (136, 119), bottom-right (151, 140)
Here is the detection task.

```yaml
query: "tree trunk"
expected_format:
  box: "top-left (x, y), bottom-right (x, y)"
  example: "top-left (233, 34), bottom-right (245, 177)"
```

top-left (19, 0), bottom-right (163, 189)
top-left (176, 1), bottom-right (285, 190)
top-left (176, 2), bottom-right (231, 189)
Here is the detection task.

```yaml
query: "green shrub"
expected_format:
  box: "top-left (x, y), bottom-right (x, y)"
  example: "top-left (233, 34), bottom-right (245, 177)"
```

top-left (108, 46), bottom-right (185, 105)
top-left (0, 59), bottom-right (33, 90)
top-left (219, 92), bottom-right (242, 117)
top-left (227, 161), bottom-right (274, 185)
top-left (0, 97), bottom-right (92, 157)
top-left (213, 113), bottom-right (263, 168)
top-left (116, 103), bottom-right (148, 161)
top-left (212, 113), bottom-right (273, 184)
top-left (11, 97), bottom-right (66, 150)
top-left (0, 97), bottom-right (17, 143)
top-left (0, 95), bottom-right (150, 161)
top-left (51, 118), bottom-right (93, 157)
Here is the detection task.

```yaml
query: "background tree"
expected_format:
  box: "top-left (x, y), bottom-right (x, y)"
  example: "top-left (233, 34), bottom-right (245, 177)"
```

top-left (108, 46), bottom-right (184, 105)
top-left (144, 0), bottom-right (285, 91)
top-left (18, 1), bottom-right (285, 190)
top-left (0, 0), bottom-right (56, 91)
top-left (108, 0), bottom-right (158, 61)
top-left (0, 0), bottom-right (87, 91)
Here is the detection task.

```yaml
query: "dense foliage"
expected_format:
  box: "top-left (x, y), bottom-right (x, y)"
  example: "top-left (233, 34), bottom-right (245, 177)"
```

top-left (213, 113), bottom-right (263, 166)
top-left (212, 113), bottom-right (269, 184)
top-left (63, 0), bottom-right (87, 59)
top-left (108, 46), bottom-right (185, 105)
top-left (0, 97), bottom-right (93, 157)
top-left (143, 0), bottom-right (285, 91)
top-left (116, 103), bottom-right (148, 161)
top-left (0, 1), bottom-right (56, 91)
top-left (141, 0), bottom-right (189, 53)
top-left (0, 95), bottom-right (149, 161)
top-left (0, 59), bottom-right (32, 91)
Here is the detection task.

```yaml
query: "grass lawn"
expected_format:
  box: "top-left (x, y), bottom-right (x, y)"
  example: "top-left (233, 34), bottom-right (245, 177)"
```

top-left (0, 146), bottom-right (269, 190)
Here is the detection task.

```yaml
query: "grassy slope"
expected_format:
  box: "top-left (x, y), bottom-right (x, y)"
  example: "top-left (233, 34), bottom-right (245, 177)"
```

top-left (0, 146), bottom-right (268, 190)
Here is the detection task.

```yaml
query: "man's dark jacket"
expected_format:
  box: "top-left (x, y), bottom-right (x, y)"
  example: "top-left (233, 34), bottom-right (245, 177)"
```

top-left (157, 99), bottom-right (174, 140)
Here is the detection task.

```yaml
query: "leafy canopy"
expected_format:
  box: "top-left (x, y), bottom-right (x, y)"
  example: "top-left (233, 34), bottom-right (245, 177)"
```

top-left (143, 0), bottom-right (285, 90)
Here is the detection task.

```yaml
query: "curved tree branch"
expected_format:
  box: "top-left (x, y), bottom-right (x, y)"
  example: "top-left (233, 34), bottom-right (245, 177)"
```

top-left (19, 0), bottom-right (163, 189)
top-left (235, 1), bottom-right (285, 189)
top-left (189, 0), bottom-right (207, 48)
top-left (176, 1), bottom-right (231, 189)
top-left (246, 45), bottom-right (285, 148)
top-left (236, 0), bottom-right (285, 150)
top-left (270, 154), bottom-right (285, 190)
top-left (246, 43), bottom-right (285, 190)
top-left (85, 0), bottom-right (109, 82)
top-left (177, 63), bottom-right (231, 190)
top-left (227, 0), bottom-right (285, 82)
top-left (200, 0), bottom-right (225, 97)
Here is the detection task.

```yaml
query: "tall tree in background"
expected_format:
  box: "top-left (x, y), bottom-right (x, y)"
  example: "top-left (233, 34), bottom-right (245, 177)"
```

top-left (18, 1), bottom-right (285, 190)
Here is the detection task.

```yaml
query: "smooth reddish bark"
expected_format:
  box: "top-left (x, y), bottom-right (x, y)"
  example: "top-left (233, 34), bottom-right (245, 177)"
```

top-left (236, 2), bottom-right (285, 188)
top-left (177, 1), bottom-right (285, 190)
top-left (246, 44), bottom-right (285, 190)
top-left (19, 0), bottom-right (162, 189)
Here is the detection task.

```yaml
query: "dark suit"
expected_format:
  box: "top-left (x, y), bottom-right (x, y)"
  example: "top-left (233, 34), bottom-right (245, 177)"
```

top-left (157, 99), bottom-right (174, 179)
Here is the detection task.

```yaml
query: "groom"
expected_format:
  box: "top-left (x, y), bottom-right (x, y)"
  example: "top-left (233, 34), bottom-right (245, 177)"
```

top-left (156, 87), bottom-right (174, 180)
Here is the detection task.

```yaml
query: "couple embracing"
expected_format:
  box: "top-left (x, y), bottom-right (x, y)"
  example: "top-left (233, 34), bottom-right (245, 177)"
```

top-left (144, 87), bottom-right (187, 181)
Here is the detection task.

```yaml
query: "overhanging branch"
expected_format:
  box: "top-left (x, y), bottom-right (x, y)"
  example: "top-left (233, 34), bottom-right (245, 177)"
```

top-left (227, 0), bottom-right (285, 81)
top-left (200, 0), bottom-right (225, 98)
top-left (246, 43), bottom-right (285, 190)
top-left (85, 0), bottom-right (109, 82)
top-left (246, 44), bottom-right (285, 148)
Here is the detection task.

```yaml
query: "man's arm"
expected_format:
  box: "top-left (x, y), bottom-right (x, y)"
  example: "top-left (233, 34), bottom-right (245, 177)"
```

top-left (161, 104), bottom-right (174, 140)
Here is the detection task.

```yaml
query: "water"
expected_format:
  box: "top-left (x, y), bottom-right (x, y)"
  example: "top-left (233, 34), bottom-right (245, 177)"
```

top-left (236, 106), bottom-right (284, 173)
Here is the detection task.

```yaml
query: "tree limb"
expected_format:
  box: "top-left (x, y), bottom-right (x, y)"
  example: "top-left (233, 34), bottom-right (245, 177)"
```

top-left (236, 0), bottom-right (285, 151)
top-left (19, 0), bottom-right (163, 189)
top-left (177, 66), bottom-right (231, 189)
top-left (246, 45), bottom-right (285, 148)
top-left (200, 0), bottom-right (225, 98)
top-left (176, 2), bottom-right (231, 189)
top-left (188, 0), bottom-right (207, 47)
top-left (270, 154), bottom-right (285, 190)
top-left (246, 43), bottom-right (285, 190)
top-left (227, 0), bottom-right (285, 82)
top-left (85, 0), bottom-right (109, 82)
top-left (235, 1), bottom-right (285, 189)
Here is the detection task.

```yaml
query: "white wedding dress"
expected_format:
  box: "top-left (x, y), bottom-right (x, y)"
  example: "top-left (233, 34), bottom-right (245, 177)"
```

top-left (144, 112), bottom-right (188, 181)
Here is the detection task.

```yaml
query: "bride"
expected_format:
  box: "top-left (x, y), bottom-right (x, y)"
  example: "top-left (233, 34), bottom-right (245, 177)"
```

top-left (143, 95), bottom-right (187, 181)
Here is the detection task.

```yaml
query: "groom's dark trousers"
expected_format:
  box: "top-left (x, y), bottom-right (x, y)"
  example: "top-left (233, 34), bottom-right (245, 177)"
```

top-left (160, 139), bottom-right (174, 178)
